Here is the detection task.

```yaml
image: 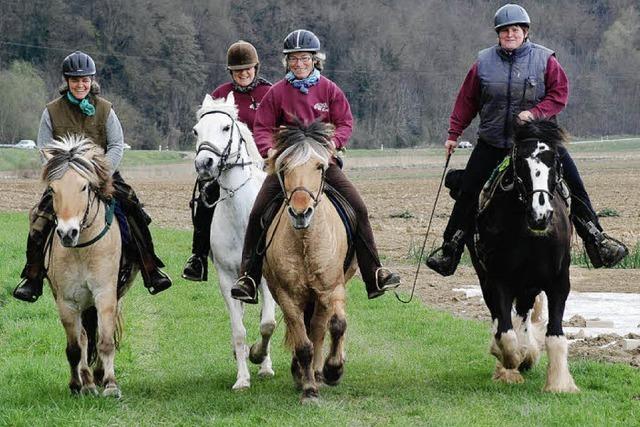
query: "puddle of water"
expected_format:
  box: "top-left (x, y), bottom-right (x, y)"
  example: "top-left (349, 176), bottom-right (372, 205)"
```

top-left (453, 287), bottom-right (640, 337)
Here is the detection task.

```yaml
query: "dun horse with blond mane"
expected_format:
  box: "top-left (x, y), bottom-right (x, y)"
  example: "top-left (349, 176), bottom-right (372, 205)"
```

top-left (41, 135), bottom-right (136, 398)
top-left (262, 122), bottom-right (357, 403)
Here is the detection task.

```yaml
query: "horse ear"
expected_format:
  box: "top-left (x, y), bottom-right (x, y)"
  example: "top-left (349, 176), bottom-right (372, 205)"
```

top-left (226, 91), bottom-right (235, 105)
top-left (204, 93), bottom-right (215, 105)
top-left (40, 148), bottom-right (52, 162)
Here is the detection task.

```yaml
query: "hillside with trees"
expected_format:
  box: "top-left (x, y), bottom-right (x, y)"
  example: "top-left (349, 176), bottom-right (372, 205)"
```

top-left (1, 0), bottom-right (638, 148)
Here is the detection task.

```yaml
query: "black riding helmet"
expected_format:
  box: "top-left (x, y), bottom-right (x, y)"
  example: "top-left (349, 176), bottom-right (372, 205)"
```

top-left (62, 51), bottom-right (96, 77)
top-left (494, 4), bottom-right (530, 32)
top-left (283, 29), bottom-right (320, 54)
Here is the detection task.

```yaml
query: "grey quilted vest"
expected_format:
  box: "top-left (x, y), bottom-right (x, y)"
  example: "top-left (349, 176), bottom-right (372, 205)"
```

top-left (477, 41), bottom-right (554, 148)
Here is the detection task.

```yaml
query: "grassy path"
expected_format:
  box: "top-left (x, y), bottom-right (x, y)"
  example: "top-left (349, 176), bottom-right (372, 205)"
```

top-left (1, 212), bottom-right (639, 426)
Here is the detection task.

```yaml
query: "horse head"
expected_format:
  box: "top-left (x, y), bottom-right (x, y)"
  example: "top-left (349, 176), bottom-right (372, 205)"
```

top-left (269, 121), bottom-right (335, 229)
top-left (512, 119), bottom-right (567, 234)
top-left (193, 93), bottom-right (261, 183)
top-left (42, 134), bottom-right (113, 247)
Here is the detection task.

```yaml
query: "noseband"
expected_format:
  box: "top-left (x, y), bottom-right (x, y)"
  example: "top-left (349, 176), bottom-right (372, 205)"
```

top-left (277, 165), bottom-right (326, 212)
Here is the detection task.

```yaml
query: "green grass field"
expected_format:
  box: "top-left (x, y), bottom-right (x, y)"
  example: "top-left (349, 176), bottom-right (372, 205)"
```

top-left (1, 212), bottom-right (639, 426)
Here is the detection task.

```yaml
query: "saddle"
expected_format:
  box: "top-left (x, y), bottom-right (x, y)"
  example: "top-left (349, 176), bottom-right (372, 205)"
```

top-left (260, 185), bottom-right (357, 273)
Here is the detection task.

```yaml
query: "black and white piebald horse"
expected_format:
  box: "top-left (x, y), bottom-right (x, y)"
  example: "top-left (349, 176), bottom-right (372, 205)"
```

top-left (469, 119), bottom-right (579, 392)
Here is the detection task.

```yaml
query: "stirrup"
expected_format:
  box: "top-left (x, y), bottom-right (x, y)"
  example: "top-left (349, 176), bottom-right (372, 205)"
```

top-left (231, 275), bottom-right (259, 304)
top-left (181, 254), bottom-right (208, 282)
top-left (368, 267), bottom-right (401, 299)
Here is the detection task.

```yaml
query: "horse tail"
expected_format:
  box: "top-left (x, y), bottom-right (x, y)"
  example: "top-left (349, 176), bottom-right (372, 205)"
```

top-left (81, 306), bottom-right (99, 366)
top-left (530, 292), bottom-right (548, 348)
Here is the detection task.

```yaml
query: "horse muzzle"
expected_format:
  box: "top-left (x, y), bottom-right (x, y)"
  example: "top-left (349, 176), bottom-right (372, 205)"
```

top-left (57, 226), bottom-right (80, 247)
top-left (527, 209), bottom-right (553, 235)
top-left (194, 153), bottom-right (219, 180)
top-left (287, 206), bottom-right (315, 229)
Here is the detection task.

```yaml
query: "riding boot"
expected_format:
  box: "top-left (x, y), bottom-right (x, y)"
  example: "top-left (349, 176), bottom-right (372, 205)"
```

top-left (127, 207), bottom-right (172, 295)
top-left (572, 209), bottom-right (628, 268)
top-left (182, 181), bottom-right (218, 281)
top-left (559, 149), bottom-right (628, 268)
top-left (14, 191), bottom-right (55, 303)
top-left (426, 192), bottom-right (473, 277)
top-left (13, 231), bottom-right (49, 302)
top-left (324, 164), bottom-right (400, 299)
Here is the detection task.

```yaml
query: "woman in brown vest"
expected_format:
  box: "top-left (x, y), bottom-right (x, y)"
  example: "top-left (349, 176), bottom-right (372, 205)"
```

top-left (13, 50), bottom-right (172, 302)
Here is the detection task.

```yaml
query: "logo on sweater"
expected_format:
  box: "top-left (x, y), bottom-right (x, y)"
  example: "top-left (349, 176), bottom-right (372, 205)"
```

top-left (313, 103), bottom-right (329, 112)
top-left (250, 102), bottom-right (260, 110)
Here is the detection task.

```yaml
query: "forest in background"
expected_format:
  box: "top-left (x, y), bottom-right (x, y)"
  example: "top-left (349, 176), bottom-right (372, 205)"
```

top-left (1, 0), bottom-right (639, 149)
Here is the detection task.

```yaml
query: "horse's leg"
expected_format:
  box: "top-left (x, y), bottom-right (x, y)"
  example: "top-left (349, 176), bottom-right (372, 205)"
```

top-left (323, 286), bottom-right (347, 386)
top-left (543, 273), bottom-right (579, 393)
top-left (513, 290), bottom-right (544, 372)
top-left (94, 293), bottom-right (120, 398)
top-left (489, 281), bottom-right (524, 384)
top-left (249, 278), bottom-right (277, 378)
top-left (57, 301), bottom-right (83, 395)
top-left (78, 327), bottom-right (97, 395)
top-left (280, 295), bottom-right (318, 404)
top-left (219, 270), bottom-right (250, 390)
top-left (308, 300), bottom-right (331, 384)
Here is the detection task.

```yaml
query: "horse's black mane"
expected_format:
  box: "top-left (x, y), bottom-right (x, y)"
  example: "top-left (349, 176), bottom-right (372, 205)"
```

top-left (514, 119), bottom-right (568, 147)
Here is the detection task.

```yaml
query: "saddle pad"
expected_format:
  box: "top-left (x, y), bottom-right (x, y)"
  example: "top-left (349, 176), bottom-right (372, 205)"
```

top-left (478, 155), bottom-right (511, 214)
top-left (323, 183), bottom-right (357, 273)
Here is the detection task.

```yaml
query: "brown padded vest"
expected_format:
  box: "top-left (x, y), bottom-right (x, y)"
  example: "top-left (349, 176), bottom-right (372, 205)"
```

top-left (46, 95), bottom-right (112, 150)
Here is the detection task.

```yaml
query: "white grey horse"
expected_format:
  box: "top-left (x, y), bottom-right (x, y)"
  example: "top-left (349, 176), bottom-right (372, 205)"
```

top-left (193, 93), bottom-right (277, 389)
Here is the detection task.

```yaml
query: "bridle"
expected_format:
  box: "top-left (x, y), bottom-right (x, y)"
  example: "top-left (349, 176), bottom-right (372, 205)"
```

top-left (510, 138), bottom-right (561, 205)
top-left (276, 163), bottom-right (326, 216)
top-left (195, 109), bottom-right (256, 208)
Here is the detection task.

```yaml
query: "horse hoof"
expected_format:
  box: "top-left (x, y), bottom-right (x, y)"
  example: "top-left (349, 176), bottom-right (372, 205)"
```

top-left (322, 363), bottom-right (344, 386)
top-left (103, 385), bottom-right (121, 399)
top-left (300, 390), bottom-right (320, 405)
top-left (81, 385), bottom-right (99, 396)
top-left (493, 366), bottom-right (524, 384)
top-left (258, 367), bottom-right (275, 378)
top-left (543, 379), bottom-right (580, 393)
top-left (249, 343), bottom-right (266, 365)
top-left (232, 379), bottom-right (250, 390)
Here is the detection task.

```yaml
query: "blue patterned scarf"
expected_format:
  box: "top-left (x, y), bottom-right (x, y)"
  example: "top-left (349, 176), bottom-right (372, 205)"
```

top-left (285, 68), bottom-right (320, 94)
top-left (66, 91), bottom-right (96, 117)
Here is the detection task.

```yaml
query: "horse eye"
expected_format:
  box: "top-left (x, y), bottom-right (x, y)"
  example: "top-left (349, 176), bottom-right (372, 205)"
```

top-left (192, 129), bottom-right (198, 136)
top-left (223, 125), bottom-right (231, 132)
top-left (316, 164), bottom-right (324, 171)
top-left (48, 187), bottom-right (55, 194)
top-left (81, 184), bottom-right (87, 192)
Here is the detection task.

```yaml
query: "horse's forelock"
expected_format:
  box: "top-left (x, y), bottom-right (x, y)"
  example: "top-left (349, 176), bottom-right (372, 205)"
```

top-left (268, 121), bottom-right (335, 175)
top-left (42, 134), bottom-right (112, 197)
top-left (514, 119), bottom-right (568, 148)
top-left (196, 96), bottom-right (238, 121)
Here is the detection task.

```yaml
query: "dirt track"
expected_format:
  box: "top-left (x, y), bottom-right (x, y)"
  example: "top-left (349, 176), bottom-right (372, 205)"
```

top-left (2, 147), bottom-right (639, 365)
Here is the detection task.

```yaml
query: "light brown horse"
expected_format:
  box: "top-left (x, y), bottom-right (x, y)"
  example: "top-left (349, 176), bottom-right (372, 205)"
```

top-left (262, 122), bottom-right (357, 404)
top-left (41, 134), bottom-right (136, 398)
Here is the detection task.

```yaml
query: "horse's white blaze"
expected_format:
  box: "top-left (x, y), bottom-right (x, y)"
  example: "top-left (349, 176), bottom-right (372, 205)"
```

top-left (526, 142), bottom-right (553, 222)
top-left (544, 335), bottom-right (579, 393)
top-left (193, 94), bottom-right (275, 389)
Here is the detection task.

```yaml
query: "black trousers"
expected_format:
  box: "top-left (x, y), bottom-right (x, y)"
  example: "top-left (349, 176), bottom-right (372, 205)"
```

top-left (444, 140), bottom-right (598, 241)
top-left (189, 180), bottom-right (220, 257)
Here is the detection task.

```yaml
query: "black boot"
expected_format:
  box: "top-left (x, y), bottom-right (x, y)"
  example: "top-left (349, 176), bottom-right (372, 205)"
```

top-left (182, 254), bottom-right (208, 281)
top-left (13, 274), bottom-right (44, 303)
top-left (14, 226), bottom-right (51, 303)
top-left (426, 230), bottom-right (465, 276)
top-left (577, 219), bottom-right (628, 268)
top-left (367, 267), bottom-right (401, 299)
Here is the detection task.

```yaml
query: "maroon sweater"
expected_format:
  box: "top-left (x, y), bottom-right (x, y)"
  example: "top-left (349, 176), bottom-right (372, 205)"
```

top-left (253, 75), bottom-right (353, 157)
top-left (211, 81), bottom-right (271, 132)
top-left (447, 55), bottom-right (569, 141)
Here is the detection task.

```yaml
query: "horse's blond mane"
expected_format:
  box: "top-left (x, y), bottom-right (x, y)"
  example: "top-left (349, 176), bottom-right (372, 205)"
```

top-left (197, 96), bottom-right (263, 166)
top-left (42, 134), bottom-right (113, 197)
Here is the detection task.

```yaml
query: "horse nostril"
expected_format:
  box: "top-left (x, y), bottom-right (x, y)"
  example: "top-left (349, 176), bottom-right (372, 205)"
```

top-left (206, 158), bottom-right (213, 168)
top-left (70, 228), bottom-right (78, 239)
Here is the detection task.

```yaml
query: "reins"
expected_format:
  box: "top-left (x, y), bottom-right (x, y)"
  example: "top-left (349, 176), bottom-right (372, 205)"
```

top-left (395, 153), bottom-right (451, 304)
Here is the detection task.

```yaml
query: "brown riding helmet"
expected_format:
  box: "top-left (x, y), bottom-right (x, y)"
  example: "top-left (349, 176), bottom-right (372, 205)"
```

top-left (227, 41), bottom-right (259, 70)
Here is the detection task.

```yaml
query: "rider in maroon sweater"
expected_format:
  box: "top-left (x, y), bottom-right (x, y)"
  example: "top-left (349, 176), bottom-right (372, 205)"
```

top-left (231, 29), bottom-right (401, 304)
top-left (182, 41), bottom-right (272, 282)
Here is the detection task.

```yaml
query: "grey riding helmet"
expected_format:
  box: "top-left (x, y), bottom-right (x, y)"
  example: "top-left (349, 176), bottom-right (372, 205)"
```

top-left (494, 4), bottom-right (530, 31)
top-left (62, 51), bottom-right (96, 77)
top-left (283, 29), bottom-right (321, 54)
